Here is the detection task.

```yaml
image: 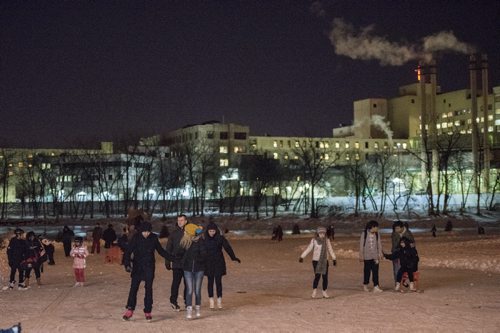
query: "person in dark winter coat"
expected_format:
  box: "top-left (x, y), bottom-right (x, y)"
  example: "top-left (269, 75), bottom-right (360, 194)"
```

top-left (24, 231), bottom-right (45, 287)
top-left (384, 237), bottom-right (419, 292)
top-left (40, 236), bottom-right (55, 265)
top-left (177, 223), bottom-right (207, 319)
top-left (122, 221), bottom-right (171, 322)
top-left (204, 221), bottom-right (240, 309)
top-left (7, 228), bottom-right (28, 290)
top-left (164, 214), bottom-right (188, 311)
top-left (117, 227), bottom-right (129, 265)
top-left (102, 224), bottom-right (117, 249)
top-left (91, 223), bottom-right (103, 254)
top-left (61, 226), bottom-right (75, 257)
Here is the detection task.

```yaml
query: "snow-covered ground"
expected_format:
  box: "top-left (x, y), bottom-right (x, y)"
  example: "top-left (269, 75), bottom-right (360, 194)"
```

top-left (1, 222), bottom-right (499, 332)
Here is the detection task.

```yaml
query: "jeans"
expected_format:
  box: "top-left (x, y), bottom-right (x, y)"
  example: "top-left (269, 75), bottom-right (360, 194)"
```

top-left (312, 261), bottom-right (329, 290)
top-left (184, 271), bottom-right (204, 307)
top-left (392, 259), bottom-right (400, 283)
top-left (363, 259), bottom-right (380, 286)
top-left (170, 268), bottom-right (186, 306)
top-left (207, 273), bottom-right (223, 298)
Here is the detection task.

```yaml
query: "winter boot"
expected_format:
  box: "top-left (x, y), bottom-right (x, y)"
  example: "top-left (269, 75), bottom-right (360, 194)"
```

top-left (209, 297), bottom-right (215, 309)
top-left (410, 282), bottom-right (417, 292)
top-left (145, 312), bottom-right (152, 322)
top-left (122, 309), bottom-right (134, 321)
top-left (363, 284), bottom-right (370, 292)
top-left (18, 283), bottom-right (28, 291)
top-left (186, 306), bottom-right (193, 319)
top-left (322, 290), bottom-right (330, 298)
top-left (373, 285), bottom-right (384, 293)
top-left (217, 297), bottom-right (222, 309)
top-left (195, 305), bottom-right (201, 318)
top-left (311, 288), bottom-right (317, 298)
top-left (170, 303), bottom-right (180, 312)
top-left (394, 282), bottom-right (401, 291)
top-left (8, 281), bottom-right (15, 290)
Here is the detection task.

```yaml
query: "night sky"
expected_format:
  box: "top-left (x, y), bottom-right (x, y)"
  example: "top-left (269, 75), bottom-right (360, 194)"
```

top-left (1, 1), bottom-right (499, 148)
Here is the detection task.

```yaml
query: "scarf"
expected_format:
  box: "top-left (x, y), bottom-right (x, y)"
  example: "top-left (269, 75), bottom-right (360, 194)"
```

top-left (315, 237), bottom-right (328, 275)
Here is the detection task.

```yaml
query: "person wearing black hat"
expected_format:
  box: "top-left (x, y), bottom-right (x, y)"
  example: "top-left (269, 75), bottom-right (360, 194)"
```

top-left (204, 221), bottom-right (240, 310)
top-left (102, 224), bottom-right (117, 249)
top-left (7, 228), bottom-right (28, 290)
top-left (122, 221), bottom-right (172, 322)
top-left (61, 226), bottom-right (74, 257)
top-left (24, 231), bottom-right (45, 287)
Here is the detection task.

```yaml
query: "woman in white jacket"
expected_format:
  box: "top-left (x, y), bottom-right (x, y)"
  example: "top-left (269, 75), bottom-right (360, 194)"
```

top-left (299, 226), bottom-right (337, 298)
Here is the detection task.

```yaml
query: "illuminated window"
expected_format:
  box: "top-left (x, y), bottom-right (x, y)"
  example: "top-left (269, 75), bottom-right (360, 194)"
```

top-left (319, 142), bottom-right (325, 148)
top-left (335, 142), bottom-right (340, 149)
top-left (284, 153), bottom-right (289, 160)
top-left (18, 162), bottom-right (23, 168)
top-left (488, 115), bottom-right (494, 121)
top-left (447, 112), bottom-right (453, 117)
top-left (345, 142), bottom-right (350, 149)
top-left (354, 142), bottom-right (359, 149)
top-left (219, 159), bottom-right (229, 167)
top-left (402, 143), bottom-right (407, 149)
top-left (488, 126), bottom-right (493, 132)
top-left (454, 120), bottom-right (460, 126)
top-left (355, 153), bottom-right (360, 160)
top-left (324, 154), bottom-right (329, 160)
top-left (220, 146), bottom-right (228, 154)
top-left (496, 108), bottom-right (500, 115)
top-left (442, 122), bottom-right (447, 128)
top-left (273, 152), bottom-right (279, 159)
top-left (324, 142), bottom-right (329, 148)
top-left (437, 124), bottom-right (441, 129)
top-left (345, 153), bottom-right (350, 161)
top-left (279, 140), bottom-right (283, 148)
top-left (273, 141), bottom-right (278, 148)
top-left (374, 142), bottom-right (379, 149)
top-left (295, 141), bottom-right (300, 148)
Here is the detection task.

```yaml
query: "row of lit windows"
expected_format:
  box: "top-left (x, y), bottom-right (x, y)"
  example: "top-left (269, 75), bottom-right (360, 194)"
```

top-left (219, 146), bottom-right (246, 154)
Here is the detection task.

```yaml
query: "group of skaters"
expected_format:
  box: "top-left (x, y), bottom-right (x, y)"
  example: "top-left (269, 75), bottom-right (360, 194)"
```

top-left (2, 228), bottom-right (55, 291)
top-left (121, 214), bottom-right (241, 322)
top-left (299, 220), bottom-right (419, 300)
top-left (1, 216), bottom-right (419, 323)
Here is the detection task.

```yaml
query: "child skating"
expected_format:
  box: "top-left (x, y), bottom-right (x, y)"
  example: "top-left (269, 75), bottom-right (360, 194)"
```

top-left (299, 226), bottom-right (337, 298)
top-left (384, 237), bottom-right (419, 292)
top-left (70, 236), bottom-right (89, 287)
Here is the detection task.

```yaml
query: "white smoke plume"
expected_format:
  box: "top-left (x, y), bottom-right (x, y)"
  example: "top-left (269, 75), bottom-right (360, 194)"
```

top-left (352, 115), bottom-right (394, 146)
top-left (329, 18), bottom-right (476, 66)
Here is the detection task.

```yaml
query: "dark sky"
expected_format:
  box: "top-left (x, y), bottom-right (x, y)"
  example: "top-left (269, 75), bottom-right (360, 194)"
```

top-left (1, 0), bottom-right (499, 148)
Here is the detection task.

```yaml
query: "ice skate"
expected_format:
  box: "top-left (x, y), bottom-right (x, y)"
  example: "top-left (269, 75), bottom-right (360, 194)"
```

top-left (170, 303), bottom-right (180, 312)
top-left (373, 286), bottom-right (383, 293)
top-left (311, 288), bottom-right (317, 298)
top-left (394, 282), bottom-right (401, 291)
top-left (217, 297), bottom-right (222, 309)
top-left (145, 312), bottom-right (152, 322)
top-left (122, 309), bottom-right (134, 321)
top-left (322, 290), bottom-right (330, 298)
top-left (409, 282), bottom-right (417, 292)
top-left (363, 284), bottom-right (370, 292)
top-left (18, 283), bottom-right (28, 291)
top-left (186, 306), bottom-right (193, 319)
top-left (209, 297), bottom-right (215, 309)
top-left (195, 305), bottom-right (201, 318)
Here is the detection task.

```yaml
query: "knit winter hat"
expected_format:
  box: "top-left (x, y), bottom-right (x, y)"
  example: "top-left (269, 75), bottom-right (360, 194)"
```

top-left (207, 222), bottom-right (218, 231)
top-left (141, 221), bottom-right (153, 232)
top-left (185, 223), bottom-right (203, 236)
top-left (317, 226), bottom-right (327, 234)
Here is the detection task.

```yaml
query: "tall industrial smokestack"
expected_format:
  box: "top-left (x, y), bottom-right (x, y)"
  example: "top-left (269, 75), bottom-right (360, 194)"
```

top-left (429, 60), bottom-right (439, 195)
top-left (469, 54), bottom-right (480, 212)
top-left (481, 54), bottom-right (490, 191)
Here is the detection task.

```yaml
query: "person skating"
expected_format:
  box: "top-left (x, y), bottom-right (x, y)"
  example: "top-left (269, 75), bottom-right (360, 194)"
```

top-left (164, 214), bottom-right (188, 311)
top-left (6, 228), bottom-right (28, 290)
top-left (384, 237), bottom-right (419, 292)
top-left (122, 221), bottom-right (171, 322)
top-left (61, 226), bottom-right (74, 257)
top-left (70, 236), bottom-right (89, 287)
top-left (359, 220), bottom-right (384, 292)
top-left (102, 224), bottom-right (117, 249)
top-left (40, 236), bottom-right (55, 265)
top-left (91, 223), bottom-right (103, 254)
top-left (204, 221), bottom-right (241, 309)
top-left (24, 231), bottom-right (45, 287)
top-left (299, 226), bottom-right (337, 298)
top-left (177, 223), bottom-right (207, 319)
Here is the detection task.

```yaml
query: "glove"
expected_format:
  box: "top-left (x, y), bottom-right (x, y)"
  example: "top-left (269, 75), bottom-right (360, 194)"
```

top-left (299, 257), bottom-right (303, 263)
top-left (333, 260), bottom-right (337, 266)
top-left (125, 265), bottom-right (132, 273)
top-left (234, 258), bottom-right (241, 263)
top-left (165, 262), bottom-right (172, 270)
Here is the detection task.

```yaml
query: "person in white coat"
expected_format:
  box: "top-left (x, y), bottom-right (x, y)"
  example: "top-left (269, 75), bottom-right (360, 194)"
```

top-left (299, 226), bottom-right (337, 298)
